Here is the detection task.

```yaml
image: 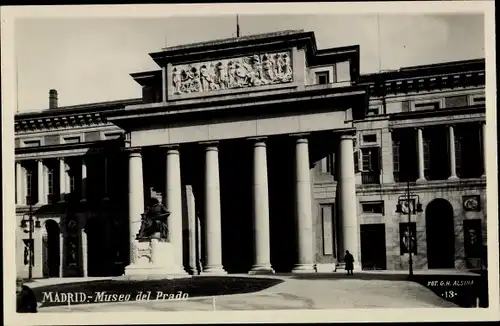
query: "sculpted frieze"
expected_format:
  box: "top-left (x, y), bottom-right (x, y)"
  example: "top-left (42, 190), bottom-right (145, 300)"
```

top-left (171, 51), bottom-right (293, 95)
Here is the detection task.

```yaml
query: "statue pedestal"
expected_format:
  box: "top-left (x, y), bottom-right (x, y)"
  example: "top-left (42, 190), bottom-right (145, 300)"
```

top-left (124, 237), bottom-right (189, 279)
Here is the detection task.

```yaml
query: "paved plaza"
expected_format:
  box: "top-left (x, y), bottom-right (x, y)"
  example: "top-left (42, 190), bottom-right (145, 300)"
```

top-left (27, 272), bottom-right (465, 312)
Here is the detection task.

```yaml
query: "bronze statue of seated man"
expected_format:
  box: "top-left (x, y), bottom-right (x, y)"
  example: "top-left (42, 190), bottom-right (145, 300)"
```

top-left (137, 198), bottom-right (170, 241)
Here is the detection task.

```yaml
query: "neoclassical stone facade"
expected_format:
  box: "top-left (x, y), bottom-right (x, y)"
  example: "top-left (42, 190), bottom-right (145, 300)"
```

top-left (15, 30), bottom-right (487, 278)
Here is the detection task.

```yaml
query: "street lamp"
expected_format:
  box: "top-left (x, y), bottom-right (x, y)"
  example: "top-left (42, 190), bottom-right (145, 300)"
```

top-left (395, 181), bottom-right (423, 278)
top-left (20, 195), bottom-right (41, 280)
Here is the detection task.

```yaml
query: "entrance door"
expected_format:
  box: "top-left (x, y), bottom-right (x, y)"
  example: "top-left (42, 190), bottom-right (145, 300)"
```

top-left (360, 224), bottom-right (387, 270)
top-left (426, 198), bottom-right (455, 269)
top-left (45, 220), bottom-right (60, 277)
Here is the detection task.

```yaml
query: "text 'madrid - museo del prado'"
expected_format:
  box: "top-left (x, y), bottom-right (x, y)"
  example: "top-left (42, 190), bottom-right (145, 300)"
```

top-left (14, 30), bottom-right (487, 278)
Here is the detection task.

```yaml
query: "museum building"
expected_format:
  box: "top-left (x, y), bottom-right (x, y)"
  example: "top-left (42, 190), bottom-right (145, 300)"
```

top-left (14, 30), bottom-right (487, 278)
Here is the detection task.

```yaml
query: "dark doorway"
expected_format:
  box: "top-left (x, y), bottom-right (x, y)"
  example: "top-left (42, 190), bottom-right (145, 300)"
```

top-left (45, 220), bottom-right (60, 277)
top-left (86, 218), bottom-right (111, 276)
top-left (426, 199), bottom-right (455, 269)
top-left (360, 224), bottom-right (387, 270)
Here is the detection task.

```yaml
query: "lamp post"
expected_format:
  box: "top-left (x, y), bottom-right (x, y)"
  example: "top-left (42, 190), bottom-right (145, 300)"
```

top-left (396, 181), bottom-right (423, 278)
top-left (21, 195), bottom-right (41, 281)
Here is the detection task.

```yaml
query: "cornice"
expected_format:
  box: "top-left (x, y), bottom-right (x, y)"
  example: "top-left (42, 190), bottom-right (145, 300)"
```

top-left (360, 67), bottom-right (485, 96)
top-left (14, 113), bottom-right (108, 133)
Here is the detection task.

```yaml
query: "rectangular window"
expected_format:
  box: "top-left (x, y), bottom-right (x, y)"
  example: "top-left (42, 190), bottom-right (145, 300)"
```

top-left (321, 204), bottom-right (334, 255)
top-left (361, 147), bottom-right (380, 172)
top-left (392, 141), bottom-right (400, 174)
top-left (402, 101), bottom-right (410, 112)
top-left (361, 147), bottom-right (381, 184)
top-left (455, 138), bottom-right (462, 177)
top-left (69, 174), bottom-right (76, 194)
top-left (414, 101), bottom-right (440, 111)
top-left (104, 132), bottom-right (122, 140)
top-left (362, 150), bottom-right (371, 171)
top-left (361, 201), bottom-right (385, 214)
top-left (362, 134), bottom-right (377, 144)
top-left (23, 140), bottom-right (41, 147)
top-left (445, 95), bottom-right (468, 108)
top-left (63, 136), bottom-right (81, 144)
top-left (471, 95), bottom-right (485, 105)
top-left (26, 170), bottom-right (33, 203)
top-left (316, 72), bottom-right (330, 85)
top-left (47, 167), bottom-right (54, 202)
top-left (423, 140), bottom-right (431, 174)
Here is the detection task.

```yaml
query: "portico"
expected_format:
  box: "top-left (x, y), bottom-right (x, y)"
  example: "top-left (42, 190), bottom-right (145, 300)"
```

top-left (101, 31), bottom-right (368, 275)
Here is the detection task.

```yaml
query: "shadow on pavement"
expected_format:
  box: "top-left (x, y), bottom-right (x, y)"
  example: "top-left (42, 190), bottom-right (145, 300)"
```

top-left (282, 271), bottom-right (487, 308)
top-left (283, 272), bottom-right (410, 281)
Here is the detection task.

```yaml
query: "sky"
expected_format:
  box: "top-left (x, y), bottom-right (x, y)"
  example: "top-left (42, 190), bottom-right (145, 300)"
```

top-left (15, 14), bottom-right (484, 112)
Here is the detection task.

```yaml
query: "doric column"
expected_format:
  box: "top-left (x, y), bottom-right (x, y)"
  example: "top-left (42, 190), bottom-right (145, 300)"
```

top-left (59, 233), bottom-right (64, 278)
top-left (481, 122), bottom-right (486, 178)
top-left (249, 138), bottom-right (274, 274)
top-left (165, 145), bottom-right (185, 273)
top-left (416, 128), bottom-right (426, 183)
top-left (37, 159), bottom-right (46, 205)
top-left (127, 149), bottom-right (144, 251)
top-left (16, 161), bottom-right (24, 205)
top-left (292, 136), bottom-right (315, 273)
top-left (65, 161), bottom-right (71, 197)
top-left (186, 185), bottom-right (198, 275)
top-left (81, 157), bottom-right (87, 202)
top-left (59, 158), bottom-right (66, 202)
top-left (202, 142), bottom-right (226, 274)
top-left (448, 125), bottom-right (459, 180)
top-left (337, 134), bottom-right (360, 270)
top-left (81, 229), bottom-right (88, 277)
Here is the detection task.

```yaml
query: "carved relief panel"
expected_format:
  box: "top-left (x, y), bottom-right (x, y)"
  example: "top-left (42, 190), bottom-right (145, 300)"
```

top-left (171, 51), bottom-right (293, 95)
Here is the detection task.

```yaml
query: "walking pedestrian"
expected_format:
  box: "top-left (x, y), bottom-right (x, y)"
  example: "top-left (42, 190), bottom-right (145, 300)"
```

top-left (344, 250), bottom-right (354, 276)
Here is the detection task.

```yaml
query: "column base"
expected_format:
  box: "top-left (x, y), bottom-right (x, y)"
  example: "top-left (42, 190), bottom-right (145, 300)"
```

top-left (416, 178), bottom-right (427, 184)
top-left (201, 266), bottom-right (227, 275)
top-left (448, 175), bottom-right (459, 181)
top-left (291, 263), bottom-right (316, 273)
top-left (481, 174), bottom-right (486, 179)
top-left (187, 266), bottom-right (200, 275)
top-left (248, 265), bottom-right (275, 275)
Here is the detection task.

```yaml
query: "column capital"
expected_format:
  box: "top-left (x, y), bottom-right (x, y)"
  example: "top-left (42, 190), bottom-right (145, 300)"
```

top-left (35, 158), bottom-right (44, 163)
top-left (199, 140), bottom-right (218, 146)
top-left (160, 143), bottom-right (179, 149)
top-left (201, 141), bottom-right (219, 151)
top-left (339, 134), bottom-right (356, 141)
top-left (289, 132), bottom-right (310, 139)
top-left (124, 147), bottom-right (142, 156)
top-left (248, 136), bottom-right (267, 142)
